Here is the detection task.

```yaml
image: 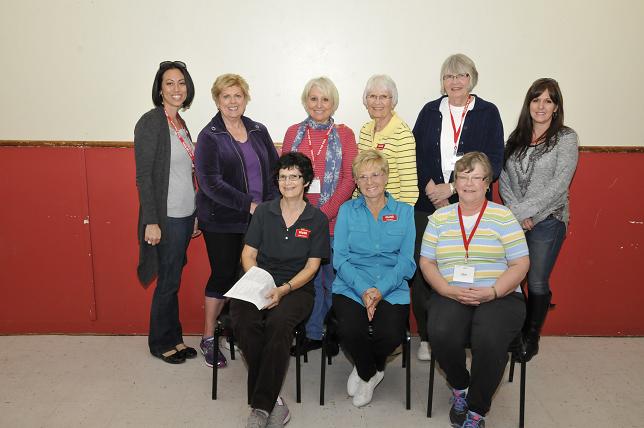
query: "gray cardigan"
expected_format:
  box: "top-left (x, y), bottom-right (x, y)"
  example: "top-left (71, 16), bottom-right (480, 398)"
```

top-left (499, 128), bottom-right (579, 227)
top-left (134, 106), bottom-right (190, 286)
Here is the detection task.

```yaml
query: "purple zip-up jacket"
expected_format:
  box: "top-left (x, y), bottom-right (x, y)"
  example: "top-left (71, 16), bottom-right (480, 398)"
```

top-left (195, 112), bottom-right (279, 233)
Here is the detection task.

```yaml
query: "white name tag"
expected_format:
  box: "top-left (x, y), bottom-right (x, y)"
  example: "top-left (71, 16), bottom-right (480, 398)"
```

top-left (307, 178), bottom-right (321, 194)
top-left (448, 153), bottom-right (463, 170)
top-left (453, 264), bottom-right (475, 283)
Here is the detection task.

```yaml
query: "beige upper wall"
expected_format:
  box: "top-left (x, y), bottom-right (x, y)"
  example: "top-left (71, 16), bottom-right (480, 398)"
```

top-left (1, 0), bottom-right (643, 146)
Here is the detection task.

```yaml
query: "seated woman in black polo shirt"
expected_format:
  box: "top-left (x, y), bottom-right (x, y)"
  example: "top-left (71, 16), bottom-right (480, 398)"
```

top-left (231, 152), bottom-right (330, 428)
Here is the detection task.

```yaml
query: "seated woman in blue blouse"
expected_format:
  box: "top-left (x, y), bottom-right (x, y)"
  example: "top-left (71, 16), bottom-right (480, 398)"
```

top-left (332, 149), bottom-right (416, 408)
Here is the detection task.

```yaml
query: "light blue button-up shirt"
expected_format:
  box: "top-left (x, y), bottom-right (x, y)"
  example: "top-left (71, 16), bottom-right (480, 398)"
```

top-left (332, 193), bottom-right (416, 306)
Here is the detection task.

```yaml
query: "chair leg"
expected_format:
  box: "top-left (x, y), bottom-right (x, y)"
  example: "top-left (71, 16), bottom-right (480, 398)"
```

top-left (212, 327), bottom-right (219, 400)
top-left (320, 333), bottom-right (326, 406)
top-left (509, 354), bottom-right (516, 382)
top-left (296, 328), bottom-right (302, 403)
top-left (520, 360), bottom-right (526, 428)
top-left (228, 334), bottom-right (236, 360)
top-left (405, 334), bottom-right (411, 410)
top-left (427, 353), bottom-right (435, 418)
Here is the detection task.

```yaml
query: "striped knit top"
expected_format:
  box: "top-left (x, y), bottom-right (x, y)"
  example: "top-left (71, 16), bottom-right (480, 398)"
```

top-left (420, 201), bottom-right (528, 292)
top-left (282, 123), bottom-right (358, 235)
top-left (358, 112), bottom-right (419, 205)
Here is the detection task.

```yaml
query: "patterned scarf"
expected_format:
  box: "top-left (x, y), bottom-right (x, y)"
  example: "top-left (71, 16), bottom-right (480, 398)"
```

top-left (290, 116), bottom-right (343, 207)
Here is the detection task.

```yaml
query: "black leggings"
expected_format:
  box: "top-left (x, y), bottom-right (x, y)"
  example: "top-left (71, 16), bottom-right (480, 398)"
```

top-left (202, 231), bottom-right (244, 298)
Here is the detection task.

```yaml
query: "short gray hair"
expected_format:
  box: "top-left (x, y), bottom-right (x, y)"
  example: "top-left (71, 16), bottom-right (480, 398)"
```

top-left (362, 74), bottom-right (398, 108)
top-left (440, 53), bottom-right (478, 95)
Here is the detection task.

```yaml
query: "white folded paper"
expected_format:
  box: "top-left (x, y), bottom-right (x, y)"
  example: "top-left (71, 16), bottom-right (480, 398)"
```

top-left (224, 266), bottom-right (276, 310)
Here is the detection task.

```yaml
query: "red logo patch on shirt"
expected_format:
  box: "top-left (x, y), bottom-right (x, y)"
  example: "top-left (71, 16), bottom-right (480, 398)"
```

top-left (295, 228), bottom-right (311, 238)
top-left (376, 143), bottom-right (385, 150)
top-left (382, 214), bottom-right (398, 222)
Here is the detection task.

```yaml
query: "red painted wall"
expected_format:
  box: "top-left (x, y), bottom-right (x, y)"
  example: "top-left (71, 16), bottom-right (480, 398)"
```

top-left (0, 147), bottom-right (642, 335)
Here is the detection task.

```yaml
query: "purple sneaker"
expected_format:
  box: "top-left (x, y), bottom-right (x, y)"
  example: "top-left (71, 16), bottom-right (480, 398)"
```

top-left (200, 337), bottom-right (227, 368)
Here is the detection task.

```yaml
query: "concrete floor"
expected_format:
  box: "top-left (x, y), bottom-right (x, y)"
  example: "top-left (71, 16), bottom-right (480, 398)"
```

top-left (0, 335), bottom-right (642, 427)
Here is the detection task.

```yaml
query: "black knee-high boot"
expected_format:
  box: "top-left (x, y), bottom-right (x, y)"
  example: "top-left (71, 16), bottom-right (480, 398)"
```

top-left (521, 292), bottom-right (551, 362)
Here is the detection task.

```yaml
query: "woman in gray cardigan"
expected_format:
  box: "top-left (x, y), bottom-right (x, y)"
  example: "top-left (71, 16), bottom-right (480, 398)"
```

top-left (499, 78), bottom-right (579, 362)
top-left (134, 61), bottom-right (200, 364)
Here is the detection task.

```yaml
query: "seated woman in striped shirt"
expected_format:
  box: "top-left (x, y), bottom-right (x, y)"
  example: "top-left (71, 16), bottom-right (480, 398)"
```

top-left (419, 152), bottom-right (530, 428)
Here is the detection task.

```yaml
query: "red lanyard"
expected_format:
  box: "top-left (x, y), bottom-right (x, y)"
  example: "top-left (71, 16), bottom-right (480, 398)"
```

top-left (306, 126), bottom-right (333, 165)
top-left (458, 199), bottom-right (487, 262)
top-left (164, 109), bottom-right (194, 164)
top-left (449, 95), bottom-right (472, 154)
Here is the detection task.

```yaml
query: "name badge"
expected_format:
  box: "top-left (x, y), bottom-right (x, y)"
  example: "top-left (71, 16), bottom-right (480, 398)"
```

top-left (382, 214), bottom-right (398, 222)
top-left (376, 143), bottom-right (385, 150)
top-left (295, 228), bottom-right (311, 239)
top-left (453, 264), bottom-right (475, 283)
top-left (307, 178), bottom-right (321, 194)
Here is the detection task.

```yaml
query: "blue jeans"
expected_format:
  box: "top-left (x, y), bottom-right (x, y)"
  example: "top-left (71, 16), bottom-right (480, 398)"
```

top-left (148, 215), bottom-right (194, 354)
top-left (305, 236), bottom-right (334, 340)
top-left (525, 216), bottom-right (566, 296)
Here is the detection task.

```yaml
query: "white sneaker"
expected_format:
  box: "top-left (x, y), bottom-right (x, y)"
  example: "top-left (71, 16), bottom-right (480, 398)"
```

top-left (352, 371), bottom-right (384, 407)
top-left (417, 341), bottom-right (430, 361)
top-left (347, 366), bottom-right (360, 397)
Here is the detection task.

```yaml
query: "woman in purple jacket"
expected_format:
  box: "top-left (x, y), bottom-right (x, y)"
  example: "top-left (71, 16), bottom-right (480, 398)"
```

top-left (195, 74), bottom-right (279, 369)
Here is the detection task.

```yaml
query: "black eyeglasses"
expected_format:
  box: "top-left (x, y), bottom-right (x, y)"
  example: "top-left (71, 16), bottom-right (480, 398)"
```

top-left (159, 60), bottom-right (187, 69)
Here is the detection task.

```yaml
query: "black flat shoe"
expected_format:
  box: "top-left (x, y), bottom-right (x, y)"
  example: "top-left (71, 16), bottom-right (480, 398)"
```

top-left (176, 345), bottom-right (198, 359)
top-left (289, 338), bottom-right (322, 356)
top-left (152, 349), bottom-right (186, 364)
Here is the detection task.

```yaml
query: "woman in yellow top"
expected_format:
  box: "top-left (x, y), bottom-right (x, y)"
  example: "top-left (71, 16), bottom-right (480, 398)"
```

top-left (358, 75), bottom-right (418, 206)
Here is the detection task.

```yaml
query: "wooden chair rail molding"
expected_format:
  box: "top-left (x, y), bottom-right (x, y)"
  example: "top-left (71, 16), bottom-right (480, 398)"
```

top-left (1, 140), bottom-right (642, 152)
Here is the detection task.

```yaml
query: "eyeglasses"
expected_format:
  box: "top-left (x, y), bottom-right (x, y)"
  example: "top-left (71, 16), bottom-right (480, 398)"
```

top-left (455, 175), bottom-right (486, 183)
top-left (442, 73), bottom-right (469, 81)
top-left (159, 60), bottom-right (187, 69)
top-left (367, 94), bottom-right (392, 102)
top-left (277, 174), bottom-right (303, 182)
top-left (357, 172), bottom-right (385, 182)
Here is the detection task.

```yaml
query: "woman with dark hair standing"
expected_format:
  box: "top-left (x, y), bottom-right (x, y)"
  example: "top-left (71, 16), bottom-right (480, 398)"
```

top-left (500, 78), bottom-right (579, 361)
top-left (195, 74), bottom-right (280, 369)
top-left (134, 61), bottom-right (200, 364)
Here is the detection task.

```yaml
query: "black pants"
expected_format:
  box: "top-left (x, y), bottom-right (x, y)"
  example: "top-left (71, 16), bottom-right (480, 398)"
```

top-left (202, 231), bottom-right (244, 298)
top-left (333, 294), bottom-right (409, 381)
top-left (230, 290), bottom-right (313, 413)
top-left (411, 210), bottom-right (432, 341)
top-left (427, 292), bottom-right (525, 416)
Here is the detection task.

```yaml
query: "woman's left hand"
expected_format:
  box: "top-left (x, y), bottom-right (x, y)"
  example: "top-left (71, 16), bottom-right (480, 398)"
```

top-left (521, 218), bottom-right (534, 231)
top-left (427, 182), bottom-right (453, 203)
top-left (263, 286), bottom-right (288, 310)
top-left (191, 217), bottom-right (202, 238)
top-left (458, 287), bottom-right (496, 305)
top-left (362, 288), bottom-right (383, 321)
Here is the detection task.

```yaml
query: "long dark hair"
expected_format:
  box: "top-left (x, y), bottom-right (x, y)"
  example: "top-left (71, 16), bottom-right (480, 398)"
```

top-left (505, 78), bottom-right (566, 162)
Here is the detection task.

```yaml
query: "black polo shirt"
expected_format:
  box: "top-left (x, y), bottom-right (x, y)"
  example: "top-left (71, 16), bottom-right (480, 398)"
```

top-left (245, 198), bottom-right (330, 295)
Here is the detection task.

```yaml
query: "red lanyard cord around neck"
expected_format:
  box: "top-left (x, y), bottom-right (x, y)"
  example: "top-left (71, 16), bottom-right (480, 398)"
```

top-left (164, 109), bottom-right (194, 164)
top-left (305, 125), bottom-right (333, 165)
top-left (457, 199), bottom-right (487, 262)
top-left (449, 95), bottom-right (472, 154)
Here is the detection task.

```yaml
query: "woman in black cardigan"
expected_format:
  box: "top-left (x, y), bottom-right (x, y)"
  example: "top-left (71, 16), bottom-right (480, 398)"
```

top-left (134, 61), bottom-right (200, 364)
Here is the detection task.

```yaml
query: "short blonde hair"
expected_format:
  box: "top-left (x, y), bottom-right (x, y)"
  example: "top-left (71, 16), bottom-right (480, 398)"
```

top-left (211, 73), bottom-right (251, 103)
top-left (440, 53), bottom-right (478, 95)
top-left (352, 149), bottom-right (389, 179)
top-left (454, 152), bottom-right (493, 185)
top-left (300, 76), bottom-right (340, 116)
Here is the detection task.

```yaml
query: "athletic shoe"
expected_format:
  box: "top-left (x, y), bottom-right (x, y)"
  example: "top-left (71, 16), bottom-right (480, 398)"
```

top-left (417, 341), bottom-right (431, 361)
top-left (352, 371), bottom-right (384, 407)
top-left (245, 409), bottom-right (269, 428)
top-left (347, 366), bottom-right (360, 397)
top-left (462, 410), bottom-right (485, 428)
top-left (449, 388), bottom-right (468, 427)
top-left (267, 396), bottom-right (290, 427)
